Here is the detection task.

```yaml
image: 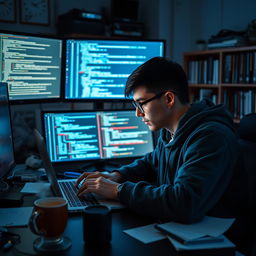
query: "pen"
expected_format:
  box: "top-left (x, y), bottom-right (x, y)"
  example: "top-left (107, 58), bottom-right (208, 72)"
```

top-left (3, 240), bottom-right (14, 251)
top-left (64, 171), bottom-right (81, 178)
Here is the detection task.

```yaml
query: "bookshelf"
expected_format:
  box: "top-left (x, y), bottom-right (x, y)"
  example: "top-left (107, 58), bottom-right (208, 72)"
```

top-left (183, 46), bottom-right (256, 122)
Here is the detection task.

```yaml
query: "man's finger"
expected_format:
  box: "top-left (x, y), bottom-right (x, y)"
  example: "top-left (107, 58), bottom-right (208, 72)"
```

top-left (76, 171), bottom-right (103, 187)
top-left (84, 172), bottom-right (102, 180)
top-left (75, 172), bottom-right (89, 187)
top-left (77, 178), bottom-right (97, 194)
top-left (78, 185), bottom-right (96, 197)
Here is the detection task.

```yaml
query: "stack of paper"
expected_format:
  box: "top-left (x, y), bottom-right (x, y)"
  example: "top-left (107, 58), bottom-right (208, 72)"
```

top-left (124, 216), bottom-right (236, 252)
top-left (156, 216), bottom-right (236, 252)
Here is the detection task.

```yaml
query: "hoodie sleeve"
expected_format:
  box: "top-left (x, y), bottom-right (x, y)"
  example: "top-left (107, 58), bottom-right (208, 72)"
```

top-left (117, 141), bottom-right (160, 183)
top-left (117, 125), bottom-right (239, 223)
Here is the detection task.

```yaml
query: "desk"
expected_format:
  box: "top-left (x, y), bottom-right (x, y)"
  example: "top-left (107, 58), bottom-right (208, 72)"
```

top-left (1, 208), bottom-right (236, 256)
top-left (0, 189), bottom-right (236, 256)
top-left (2, 209), bottom-right (172, 256)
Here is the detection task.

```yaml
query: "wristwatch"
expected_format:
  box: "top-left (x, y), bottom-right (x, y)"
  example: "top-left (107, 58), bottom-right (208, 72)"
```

top-left (117, 183), bottom-right (123, 198)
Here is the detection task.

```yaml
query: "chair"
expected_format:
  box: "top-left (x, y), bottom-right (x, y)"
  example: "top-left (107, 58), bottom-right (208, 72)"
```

top-left (237, 113), bottom-right (256, 256)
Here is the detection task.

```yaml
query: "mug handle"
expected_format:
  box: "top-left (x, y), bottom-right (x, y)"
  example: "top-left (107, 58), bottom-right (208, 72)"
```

top-left (29, 210), bottom-right (44, 236)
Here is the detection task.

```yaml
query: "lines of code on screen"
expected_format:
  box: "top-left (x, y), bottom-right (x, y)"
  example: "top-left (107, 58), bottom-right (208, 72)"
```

top-left (65, 40), bottom-right (164, 99)
top-left (44, 111), bottom-right (154, 162)
top-left (0, 33), bottom-right (62, 100)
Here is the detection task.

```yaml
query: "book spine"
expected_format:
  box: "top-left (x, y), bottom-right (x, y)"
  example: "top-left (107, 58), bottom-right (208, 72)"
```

top-left (207, 57), bottom-right (213, 84)
top-left (249, 52), bottom-right (253, 83)
top-left (239, 53), bottom-right (244, 83)
top-left (224, 55), bottom-right (231, 83)
top-left (245, 52), bottom-right (250, 83)
top-left (253, 52), bottom-right (256, 83)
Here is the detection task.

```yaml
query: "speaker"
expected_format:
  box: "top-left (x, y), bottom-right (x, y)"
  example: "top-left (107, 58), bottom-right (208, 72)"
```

top-left (57, 9), bottom-right (105, 35)
top-left (111, 0), bottom-right (139, 22)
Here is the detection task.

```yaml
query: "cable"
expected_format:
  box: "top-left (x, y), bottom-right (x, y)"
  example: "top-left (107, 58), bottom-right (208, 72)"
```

top-left (0, 230), bottom-right (35, 255)
top-left (0, 230), bottom-right (21, 253)
top-left (0, 180), bottom-right (9, 192)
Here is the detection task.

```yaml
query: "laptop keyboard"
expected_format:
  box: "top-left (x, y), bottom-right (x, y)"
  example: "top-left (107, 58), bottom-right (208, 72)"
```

top-left (59, 180), bottom-right (99, 208)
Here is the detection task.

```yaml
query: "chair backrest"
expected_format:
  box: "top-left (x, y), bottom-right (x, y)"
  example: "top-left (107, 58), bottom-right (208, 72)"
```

top-left (237, 113), bottom-right (256, 210)
top-left (237, 114), bottom-right (256, 256)
top-left (237, 113), bottom-right (256, 143)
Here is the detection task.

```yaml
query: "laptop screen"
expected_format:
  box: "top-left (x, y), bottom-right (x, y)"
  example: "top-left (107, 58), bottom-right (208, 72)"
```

top-left (0, 83), bottom-right (15, 179)
top-left (43, 110), bottom-right (154, 163)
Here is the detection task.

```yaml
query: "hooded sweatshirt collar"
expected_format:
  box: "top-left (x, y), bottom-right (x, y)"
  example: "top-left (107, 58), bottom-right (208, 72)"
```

top-left (161, 99), bottom-right (235, 148)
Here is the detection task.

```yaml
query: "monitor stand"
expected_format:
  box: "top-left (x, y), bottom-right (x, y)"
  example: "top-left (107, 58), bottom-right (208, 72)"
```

top-left (93, 101), bottom-right (104, 110)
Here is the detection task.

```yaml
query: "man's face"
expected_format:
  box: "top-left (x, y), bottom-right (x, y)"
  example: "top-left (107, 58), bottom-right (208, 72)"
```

top-left (133, 86), bottom-right (171, 131)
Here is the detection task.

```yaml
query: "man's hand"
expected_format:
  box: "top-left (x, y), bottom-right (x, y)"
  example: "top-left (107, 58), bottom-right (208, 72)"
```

top-left (76, 176), bottom-right (120, 200)
top-left (75, 171), bottom-right (121, 187)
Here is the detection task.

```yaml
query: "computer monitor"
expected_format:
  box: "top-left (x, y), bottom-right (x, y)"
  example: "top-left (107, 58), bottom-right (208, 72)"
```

top-left (0, 33), bottom-right (62, 102)
top-left (0, 82), bottom-right (15, 182)
top-left (64, 39), bottom-right (165, 100)
top-left (43, 110), bottom-right (154, 163)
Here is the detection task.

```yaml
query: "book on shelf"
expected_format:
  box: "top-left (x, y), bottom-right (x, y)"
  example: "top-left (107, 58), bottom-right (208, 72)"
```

top-left (253, 52), bottom-right (256, 83)
top-left (224, 54), bottom-right (232, 83)
top-left (199, 89), bottom-right (217, 104)
top-left (223, 51), bottom-right (256, 84)
top-left (223, 90), bottom-right (256, 119)
top-left (187, 57), bottom-right (219, 85)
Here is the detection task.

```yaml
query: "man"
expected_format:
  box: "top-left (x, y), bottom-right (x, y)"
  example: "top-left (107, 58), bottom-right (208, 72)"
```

top-left (76, 57), bottom-right (246, 224)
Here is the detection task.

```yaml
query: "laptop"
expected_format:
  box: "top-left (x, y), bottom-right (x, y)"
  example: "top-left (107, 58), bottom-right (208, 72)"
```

top-left (33, 129), bottom-right (124, 212)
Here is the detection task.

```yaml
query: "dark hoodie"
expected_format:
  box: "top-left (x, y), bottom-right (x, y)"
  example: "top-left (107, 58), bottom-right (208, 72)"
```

top-left (117, 100), bottom-right (246, 223)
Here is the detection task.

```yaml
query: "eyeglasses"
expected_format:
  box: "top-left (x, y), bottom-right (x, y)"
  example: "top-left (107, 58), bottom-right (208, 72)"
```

top-left (132, 91), bottom-right (167, 114)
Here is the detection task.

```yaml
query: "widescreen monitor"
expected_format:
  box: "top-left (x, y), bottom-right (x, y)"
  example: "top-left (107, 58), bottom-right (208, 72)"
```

top-left (0, 33), bottom-right (62, 101)
top-left (65, 39), bottom-right (165, 100)
top-left (0, 82), bottom-right (15, 180)
top-left (43, 110), bottom-right (154, 163)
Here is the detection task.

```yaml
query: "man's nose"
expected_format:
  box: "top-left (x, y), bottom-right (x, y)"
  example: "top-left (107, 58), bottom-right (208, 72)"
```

top-left (135, 107), bottom-right (144, 117)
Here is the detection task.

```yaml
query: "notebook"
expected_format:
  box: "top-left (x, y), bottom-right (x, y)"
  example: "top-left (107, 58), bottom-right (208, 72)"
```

top-left (33, 129), bottom-right (124, 212)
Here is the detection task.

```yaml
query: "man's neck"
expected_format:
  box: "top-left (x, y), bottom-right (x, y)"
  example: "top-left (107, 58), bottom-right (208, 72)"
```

top-left (166, 104), bottom-right (190, 134)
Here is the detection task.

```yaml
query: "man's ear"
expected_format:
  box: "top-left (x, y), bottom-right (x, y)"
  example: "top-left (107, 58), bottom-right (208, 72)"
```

top-left (165, 91), bottom-right (175, 107)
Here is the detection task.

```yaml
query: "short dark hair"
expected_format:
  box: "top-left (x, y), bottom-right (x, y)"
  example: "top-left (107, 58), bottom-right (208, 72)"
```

top-left (125, 57), bottom-right (189, 104)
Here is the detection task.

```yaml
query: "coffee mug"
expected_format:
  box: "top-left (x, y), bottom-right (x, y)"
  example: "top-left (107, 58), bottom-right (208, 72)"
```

top-left (83, 205), bottom-right (112, 247)
top-left (29, 197), bottom-right (71, 252)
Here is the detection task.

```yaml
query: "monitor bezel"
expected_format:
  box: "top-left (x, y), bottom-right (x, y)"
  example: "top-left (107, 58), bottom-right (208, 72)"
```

top-left (0, 82), bottom-right (16, 179)
top-left (41, 108), bottom-right (156, 166)
top-left (0, 30), bottom-right (63, 104)
top-left (62, 37), bottom-right (166, 102)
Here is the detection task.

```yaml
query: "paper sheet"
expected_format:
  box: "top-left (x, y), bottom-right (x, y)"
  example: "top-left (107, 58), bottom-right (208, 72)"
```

top-left (168, 235), bottom-right (235, 251)
top-left (0, 207), bottom-right (33, 227)
top-left (20, 182), bottom-right (50, 194)
top-left (156, 216), bottom-right (235, 241)
top-left (123, 223), bottom-right (166, 244)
